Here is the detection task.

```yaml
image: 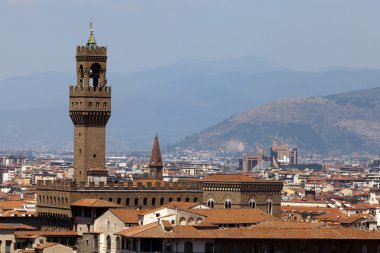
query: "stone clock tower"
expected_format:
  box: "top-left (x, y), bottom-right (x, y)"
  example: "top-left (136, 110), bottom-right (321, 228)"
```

top-left (69, 21), bottom-right (111, 184)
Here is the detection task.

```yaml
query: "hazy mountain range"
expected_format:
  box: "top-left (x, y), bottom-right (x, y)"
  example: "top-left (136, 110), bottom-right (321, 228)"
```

top-left (174, 88), bottom-right (380, 156)
top-left (1, 56), bottom-right (380, 153)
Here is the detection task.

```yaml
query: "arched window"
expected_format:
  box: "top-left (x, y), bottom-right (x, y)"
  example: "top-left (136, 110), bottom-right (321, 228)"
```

top-left (106, 235), bottom-right (111, 252)
top-left (205, 242), bottom-right (214, 253)
top-left (168, 197), bottom-right (173, 202)
top-left (152, 198), bottom-right (156, 206)
top-left (143, 198), bottom-right (147, 206)
top-left (160, 198), bottom-right (164, 205)
top-left (94, 235), bottom-right (99, 253)
top-left (194, 197), bottom-right (198, 202)
top-left (224, 199), bottom-right (232, 209)
top-left (79, 65), bottom-right (84, 86)
top-left (108, 197), bottom-right (112, 202)
top-left (177, 197), bottom-right (181, 202)
top-left (134, 198), bottom-right (139, 206)
top-left (266, 199), bottom-right (273, 214)
top-left (126, 198), bottom-right (130, 206)
top-left (90, 63), bottom-right (101, 88)
top-left (207, 198), bottom-right (215, 208)
top-left (249, 199), bottom-right (256, 208)
top-left (185, 197), bottom-right (190, 202)
top-left (116, 237), bottom-right (121, 252)
top-left (184, 241), bottom-right (193, 253)
top-left (117, 198), bottom-right (121, 204)
top-left (188, 217), bottom-right (195, 225)
top-left (179, 217), bottom-right (187, 225)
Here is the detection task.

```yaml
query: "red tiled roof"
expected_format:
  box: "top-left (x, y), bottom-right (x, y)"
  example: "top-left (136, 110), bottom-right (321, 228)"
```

top-left (71, 199), bottom-right (121, 208)
top-left (0, 201), bottom-right (26, 210)
top-left (190, 209), bottom-right (278, 224)
top-left (109, 209), bottom-right (140, 224)
top-left (34, 243), bottom-right (57, 250)
top-left (117, 223), bottom-right (380, 240)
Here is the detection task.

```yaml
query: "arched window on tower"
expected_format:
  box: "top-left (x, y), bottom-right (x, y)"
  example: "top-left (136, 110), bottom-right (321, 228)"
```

top-left (89, 63), bottom-right (101, 88)
top-left (79, 65), bottom-right (84, 86)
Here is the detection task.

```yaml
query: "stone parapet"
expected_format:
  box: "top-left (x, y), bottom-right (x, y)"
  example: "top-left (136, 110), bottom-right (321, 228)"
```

top-left (203, 180), bottom-right (283, 192)
top-left (76, 46), bottom-right (107, 55)
top-left (69, 85), bottom-right (111, 97)
top-left (37, 180), bottom-right (202, 191)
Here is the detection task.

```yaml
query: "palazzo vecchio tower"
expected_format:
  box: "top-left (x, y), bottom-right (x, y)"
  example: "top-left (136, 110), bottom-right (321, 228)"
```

top-left (69, 21), bottom-right (111, 184)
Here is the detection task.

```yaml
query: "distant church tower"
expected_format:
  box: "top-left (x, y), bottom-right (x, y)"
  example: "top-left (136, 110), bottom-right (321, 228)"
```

top-left (69, 21), bottom-right (111, 183)
top-left (148, 134), bottom-right (163, 179)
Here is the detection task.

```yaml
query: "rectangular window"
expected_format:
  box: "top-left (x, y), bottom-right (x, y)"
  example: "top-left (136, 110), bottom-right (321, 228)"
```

top-left (5, 240), bottom-right (12, 253)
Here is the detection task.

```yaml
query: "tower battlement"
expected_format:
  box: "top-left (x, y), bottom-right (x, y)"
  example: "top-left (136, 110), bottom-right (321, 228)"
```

top-left (69, 85), bottom-right (111, 97)
top-left (37, 180), bottom-right (201, 191)
top-left (76, 45), bottom-right (107, 55)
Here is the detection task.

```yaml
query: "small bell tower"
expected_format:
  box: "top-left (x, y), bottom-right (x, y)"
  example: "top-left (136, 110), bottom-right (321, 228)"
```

top-left (69, 21), bottom-right (111, 184)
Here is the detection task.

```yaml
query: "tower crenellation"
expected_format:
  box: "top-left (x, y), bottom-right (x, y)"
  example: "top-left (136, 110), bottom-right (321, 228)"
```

top-left (69, 21), bottom-right (111, 184)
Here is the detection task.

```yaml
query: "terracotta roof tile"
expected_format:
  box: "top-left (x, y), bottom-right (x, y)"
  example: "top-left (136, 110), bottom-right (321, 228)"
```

top-left (71, 198), bottom-right (121, 208)
top-left (190, 209), bottom-right (278, 224)
top-left (15, 230), bottom-right (78, 239)
top-left (118, 223), bottom-right (380, 240)
top-left (109, 209), bottom-right (140, 224)
top-left (138, 202), bottom-right (199, 216)
top-left (34, 243), bottom-right (58, 250)
top-left (0, 201), bottom-right (26, 210)
top-left (281, 206), bottom-right (339, 214)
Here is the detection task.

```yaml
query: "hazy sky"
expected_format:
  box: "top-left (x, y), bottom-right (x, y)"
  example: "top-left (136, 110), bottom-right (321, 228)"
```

top-left (1, 0), bottom-right (380, 79)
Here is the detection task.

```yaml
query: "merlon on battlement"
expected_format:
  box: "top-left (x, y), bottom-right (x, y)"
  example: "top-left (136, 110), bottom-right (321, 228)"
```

top-left (69, 85), bottom-right (111, 96)
top-left (76, 46), bottom-right (107, 55)
top-left (37, 180), bottom-right (202, 192)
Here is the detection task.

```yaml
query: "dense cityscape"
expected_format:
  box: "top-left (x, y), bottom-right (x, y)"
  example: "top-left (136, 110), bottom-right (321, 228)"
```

top-left (2, 1), bottom-right (380, 253)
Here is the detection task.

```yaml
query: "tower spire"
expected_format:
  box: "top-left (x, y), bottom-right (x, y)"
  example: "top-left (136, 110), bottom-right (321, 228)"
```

top-left (148, 134), bottom-right (163, 179)
top-left (87, 18), bottom-right (97, 49)
top-left (149, 134), bottom-right (163, 167)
